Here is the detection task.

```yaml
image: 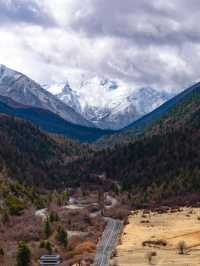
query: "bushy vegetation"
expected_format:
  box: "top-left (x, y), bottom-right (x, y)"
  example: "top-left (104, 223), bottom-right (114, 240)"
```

top-left (5, 195), bottom-right (25, 215)
top-left (56, 225), bottom-right (68, 247)
top-left (44, 218), bottom-right (51, 239)
top-left (0, 179), bottom-right (51, 222)
top-left (16, 241), bottom-right (31, 266)
top-left (49, 210), bottom-right (59, 222)
top-left (39, 240), bottom-right (52, 254)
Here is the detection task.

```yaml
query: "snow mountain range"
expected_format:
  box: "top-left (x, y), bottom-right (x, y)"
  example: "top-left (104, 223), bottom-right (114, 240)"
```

top-left (0, 64), bottom-right (173, 131)
top-left (0, 65), bottom-right (93, 128)
top-left (47, 76), bottom-right (172, 130)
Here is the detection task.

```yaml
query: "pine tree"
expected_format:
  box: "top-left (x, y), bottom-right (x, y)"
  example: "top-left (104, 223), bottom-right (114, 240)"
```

top-left (44, 218), bottom-right (51, 239)
top-left (1, 210), bottom-right (9, 224)
top-left (45, 241), bottom-right (52, 254)
top-left (49, 211), bottom-right (59, 223)
top-left (56, 226), bottom-right (68, 247)
top-left (0, 247), bottom-right (4, 256)
top-left (63, 191), bottom-right (69, 203)
top-left (16, 241), bottom-right (31, 266)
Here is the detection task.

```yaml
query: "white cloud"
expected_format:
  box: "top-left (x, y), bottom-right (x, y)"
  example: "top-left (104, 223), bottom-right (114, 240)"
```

top-left (0, 0), bottom-right (200, 93)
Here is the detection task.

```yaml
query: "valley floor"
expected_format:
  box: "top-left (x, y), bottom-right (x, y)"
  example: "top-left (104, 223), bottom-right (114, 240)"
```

top-left (114, 207), bottom-right (200, 266)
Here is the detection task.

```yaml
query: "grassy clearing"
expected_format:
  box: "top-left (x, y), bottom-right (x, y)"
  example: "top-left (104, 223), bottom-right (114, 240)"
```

top-left (114, 207), bottom-right (200, 266)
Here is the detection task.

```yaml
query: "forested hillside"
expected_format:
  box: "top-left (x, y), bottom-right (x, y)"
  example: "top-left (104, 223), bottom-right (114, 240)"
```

top-left (65, 87), bottom-right (200, 205)
top-left (0, 114), bottom-right (93, 187)
top-left (97, 82), bottom-right (200, 147)
top-left (0, 114), bottom-right (104, 265)
top-left (1, 83), bottom-right (200, 205)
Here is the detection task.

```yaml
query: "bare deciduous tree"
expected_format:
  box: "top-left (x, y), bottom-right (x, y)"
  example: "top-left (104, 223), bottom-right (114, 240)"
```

top-left (146, 251), bottom-right (157, 265)
top-left (177, 241), bottom-right (187, 255)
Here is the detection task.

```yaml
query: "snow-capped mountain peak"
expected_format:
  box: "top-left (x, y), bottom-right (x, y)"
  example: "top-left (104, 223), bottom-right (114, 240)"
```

top-left (46, 75), bottom-right (173, 130)
top-left (0, 64), bottom-right (173, 130)
top-left (0, 65), bottom-right (94, 128)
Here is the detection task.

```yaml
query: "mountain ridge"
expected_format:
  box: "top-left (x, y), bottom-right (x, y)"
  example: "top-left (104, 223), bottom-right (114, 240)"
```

top-left (0, 64), bottom-right (94, 128)
top-left (46, 76), bottom-right (172, 130)
top-left (63, 80), bottom-right (200, 205)
top-left (96, 81), bottom-right (200, 146)
top-left (0, 95), bottom-right (113, 142)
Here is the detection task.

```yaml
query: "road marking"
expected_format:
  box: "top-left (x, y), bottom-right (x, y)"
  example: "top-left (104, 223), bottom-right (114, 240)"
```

top-left (93, 219), bottom-right (122, 266)
top-left (99, 220), bottom-right (116, 266)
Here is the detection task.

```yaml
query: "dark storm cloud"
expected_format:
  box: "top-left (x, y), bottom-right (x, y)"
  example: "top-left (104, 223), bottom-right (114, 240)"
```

top-left (0, 0), bottom-right (56, 27)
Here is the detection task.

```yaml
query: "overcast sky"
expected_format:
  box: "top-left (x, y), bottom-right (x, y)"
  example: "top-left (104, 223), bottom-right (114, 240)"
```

top-left (1, 0), bottom-right (200, 92)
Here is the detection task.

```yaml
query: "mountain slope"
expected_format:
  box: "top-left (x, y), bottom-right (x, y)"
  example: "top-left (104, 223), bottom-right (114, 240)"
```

top-left (47, 76), bottom-right (172, 130)
top-left (97, 82), bottom-right (200, 146)
top-left (2, 80), bottom-right (200, 205)
top-left (0, 95), bottom-right (112, 142)
top-left (64, 82), bottom-right (200, 205)
top-left (0, 113), bottom-right (64, 187)
top-left (0, 113), bottom-right (96, 187)
top-left (0, 65), bottom-right (94, 128)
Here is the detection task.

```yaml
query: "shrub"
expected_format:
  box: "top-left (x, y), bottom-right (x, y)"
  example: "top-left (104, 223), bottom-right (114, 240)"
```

top-left (63, 191), bottom-right (69, 202)
top-left (44, 218), bottom-right (51, 239)
top-left (142, 239), bottom-right (167, 247)
top-left (16, 241), bottom-right (31, 266)
top-left (56, 225), bottom-right (68, 247)
top-left (39, 240), bottom-right (45, 249)
top-left (1, 209), bottom-right (9, 224)
top-left (49, 211), bottom-right (59, 223)
top-left (6, 195), bottom-right (25, 215)
top-left (67, 236), bottom-right (83, 251)
top-left (74, 240), bottom-right (96, 255)
top-left (65, 251), bottom-right (76, 260)
top-left (45, 241), bottom-right (52, 254)
top-left (0, 248), bottom-right (4, 256)
top-left (39, 240), bottom-right (52, 253)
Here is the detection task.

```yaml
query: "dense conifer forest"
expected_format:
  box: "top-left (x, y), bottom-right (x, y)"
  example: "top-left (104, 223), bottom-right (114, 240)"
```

top-left (63, 88), bottom-right (200, 205)
top-left (1, 86), bottom-right (200, 206)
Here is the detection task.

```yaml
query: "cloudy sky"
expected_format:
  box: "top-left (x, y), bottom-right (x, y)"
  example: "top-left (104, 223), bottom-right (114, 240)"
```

top-left (1, 0), bottom-right (200, 92)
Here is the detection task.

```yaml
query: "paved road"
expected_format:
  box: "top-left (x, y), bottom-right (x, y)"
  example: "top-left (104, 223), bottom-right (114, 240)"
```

top-left (93, 218), bottom-right (122, 266)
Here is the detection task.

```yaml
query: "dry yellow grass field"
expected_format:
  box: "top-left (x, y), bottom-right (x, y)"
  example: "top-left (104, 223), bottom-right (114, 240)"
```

top-left (113, 208), bottom-right (200, 266)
